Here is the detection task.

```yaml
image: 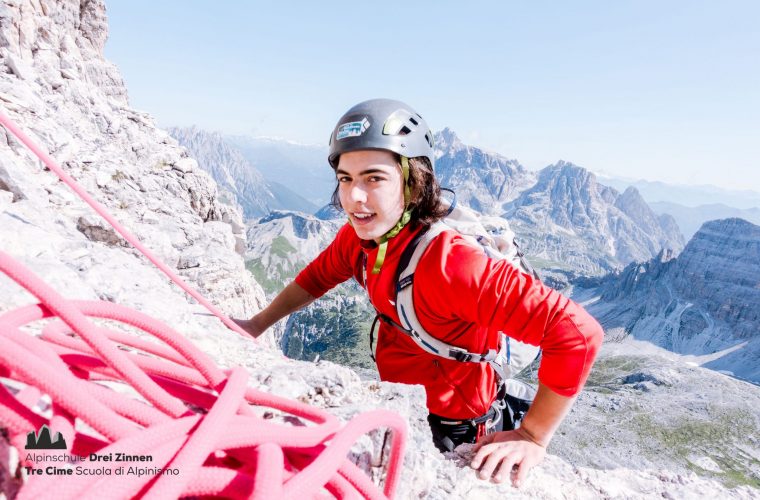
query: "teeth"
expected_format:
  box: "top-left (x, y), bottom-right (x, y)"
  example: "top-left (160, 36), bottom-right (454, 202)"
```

top-left (354, 213), bottom-right (373, 219)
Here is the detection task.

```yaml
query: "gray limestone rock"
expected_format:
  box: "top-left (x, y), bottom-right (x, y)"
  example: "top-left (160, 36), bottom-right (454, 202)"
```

top-left (0, 0), bottom-right (263, 320)
top-left (588, 218), bottom-right (760, 382)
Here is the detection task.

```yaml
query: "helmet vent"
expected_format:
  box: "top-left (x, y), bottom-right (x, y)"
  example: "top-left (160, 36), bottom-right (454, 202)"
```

top-left (383, 111), bottom-right (417, 136)
top-left (424, 132), bottom-right (433, 147)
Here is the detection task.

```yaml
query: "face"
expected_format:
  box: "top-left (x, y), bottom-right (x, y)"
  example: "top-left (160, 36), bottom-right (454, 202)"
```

top-left (336, 150), bottom-right (405, 242)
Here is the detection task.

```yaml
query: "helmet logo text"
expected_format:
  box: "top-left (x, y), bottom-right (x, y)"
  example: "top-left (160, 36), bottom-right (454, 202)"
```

top-left (336, 118), bottom-right (370, 140)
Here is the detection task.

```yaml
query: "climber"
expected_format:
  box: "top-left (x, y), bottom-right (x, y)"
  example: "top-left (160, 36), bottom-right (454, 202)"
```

top-left (234, 99), bottom-right (604, 487)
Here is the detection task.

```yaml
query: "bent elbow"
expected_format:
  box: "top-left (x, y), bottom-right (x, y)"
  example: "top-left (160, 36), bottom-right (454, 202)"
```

top-left (589, 317), bottom-right (604, 351)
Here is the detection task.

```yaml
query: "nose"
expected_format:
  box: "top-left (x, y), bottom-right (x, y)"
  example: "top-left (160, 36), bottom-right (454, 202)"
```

top-left (347, 183), bottom-right (368, 204)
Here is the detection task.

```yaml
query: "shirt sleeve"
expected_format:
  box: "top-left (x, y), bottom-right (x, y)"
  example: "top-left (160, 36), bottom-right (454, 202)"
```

top-left (417, 232), bottom-right (604, 397)
top-left (294, 223), bottom-right (363, 298)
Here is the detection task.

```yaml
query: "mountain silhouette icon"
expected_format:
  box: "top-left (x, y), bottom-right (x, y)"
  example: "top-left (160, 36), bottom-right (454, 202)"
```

top-left (25, 425), bottom-right (67, 450)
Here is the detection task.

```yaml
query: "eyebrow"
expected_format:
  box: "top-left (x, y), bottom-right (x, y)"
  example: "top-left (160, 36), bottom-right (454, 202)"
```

top-left (335, 168), bottom-right (390, 176)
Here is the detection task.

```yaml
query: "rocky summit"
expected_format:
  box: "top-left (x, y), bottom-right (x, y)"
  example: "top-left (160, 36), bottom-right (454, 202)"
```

top-left (0, 1), bottom-right (757, 498)
top-left (432, 132), bottom-right (685, 278)
top-left (434, 127), bottom-right (536, 215)
top-left (505, 161), bottom-right (685, 276)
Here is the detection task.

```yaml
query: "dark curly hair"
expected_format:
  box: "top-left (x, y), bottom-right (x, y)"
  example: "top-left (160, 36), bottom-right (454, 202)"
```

top-left (330, 155), bottom-right (448, 226)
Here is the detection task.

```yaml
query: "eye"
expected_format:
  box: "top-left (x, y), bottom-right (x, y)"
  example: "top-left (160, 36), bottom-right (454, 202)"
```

top-left (337, 176), bottom-right (351, 183)
top-left (368, 176), bottom-right (384, 182)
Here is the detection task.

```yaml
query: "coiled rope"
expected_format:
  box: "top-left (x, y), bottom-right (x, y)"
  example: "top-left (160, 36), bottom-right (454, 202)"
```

top-left (0, 111), bottom-right (407, 498)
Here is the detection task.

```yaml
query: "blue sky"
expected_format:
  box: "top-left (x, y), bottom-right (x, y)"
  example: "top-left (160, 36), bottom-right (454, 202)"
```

top-left (104, 1), bottom-right (759, 191)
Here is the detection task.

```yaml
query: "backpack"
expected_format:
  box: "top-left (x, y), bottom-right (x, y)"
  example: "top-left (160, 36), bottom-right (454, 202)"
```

top-left (366, 190), bottom-right (541, 387)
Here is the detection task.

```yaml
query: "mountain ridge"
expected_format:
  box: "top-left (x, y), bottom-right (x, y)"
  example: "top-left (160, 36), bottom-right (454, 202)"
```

top-left (168, 126), bottom-right (317, 218)
top-left (586, 218), bottom-right (760, 382)
top-left (503, 160), bottom-right (684, 276)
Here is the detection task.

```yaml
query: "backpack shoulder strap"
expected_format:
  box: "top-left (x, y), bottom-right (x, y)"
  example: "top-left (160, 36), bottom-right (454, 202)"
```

top-left (394, 223), bottom-right (502, 359)
top-left (392, 222), bottom-right (539, 381)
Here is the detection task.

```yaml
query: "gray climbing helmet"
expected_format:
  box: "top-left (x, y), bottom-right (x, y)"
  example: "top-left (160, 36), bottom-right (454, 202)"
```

top-left (328, 98), bottom-right (435, 169)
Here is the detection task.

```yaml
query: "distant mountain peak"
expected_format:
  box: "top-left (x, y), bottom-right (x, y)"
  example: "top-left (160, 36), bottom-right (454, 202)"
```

top-left (546, 160), bottom-right (594, 179)
top-left (699, 217), bottom-right (760, 236)
top-left (168, 126), bottom-right (317, 218)
top-left (432, 129), bottom-right (534, 215)
top-left (590, 216), bottom-right (760, 382)
top-left (434, 127), bottom-right (463, 149)
top-left (620, 185), bottom-right (644, 199)
top-left (504, 159), bottom-right (685, 275)
top-left (554, 159), bottom-right (576, 168)
top-left (615, 186), bottom-right (651, 212)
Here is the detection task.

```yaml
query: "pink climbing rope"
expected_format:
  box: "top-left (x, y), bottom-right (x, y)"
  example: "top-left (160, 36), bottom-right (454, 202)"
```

top-left (0, 110), bottom-right (248, 338)
top-left (0, 252), bottom-right (407, 498)
top-left (0, 112), bottom-right (408, 497)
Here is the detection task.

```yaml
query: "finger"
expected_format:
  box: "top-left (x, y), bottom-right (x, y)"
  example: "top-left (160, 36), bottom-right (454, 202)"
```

top-left (477, 447), bottom-right (512, 481)
top-left (513, 453), bottom-right (541, 488)
top-left (470, 441), bottom-right (497, 469)
top-left (493, 452), bottom-right (520, 484)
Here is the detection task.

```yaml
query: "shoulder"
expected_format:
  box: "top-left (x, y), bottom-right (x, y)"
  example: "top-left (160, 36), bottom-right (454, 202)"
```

top-left (408, 228), bottom-right (493, 322)
top-left (415, 228), bottom-right (489, 286)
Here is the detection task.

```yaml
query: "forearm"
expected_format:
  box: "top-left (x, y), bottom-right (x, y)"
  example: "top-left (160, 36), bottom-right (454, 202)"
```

top-left (516, 381), bottom-right (576, 446)
top-left (253, 281), bottom-right (316, 331)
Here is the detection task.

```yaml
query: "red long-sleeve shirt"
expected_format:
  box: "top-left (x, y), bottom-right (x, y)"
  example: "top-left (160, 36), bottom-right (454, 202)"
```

top-left (296, 222), bottom-right (603, 419)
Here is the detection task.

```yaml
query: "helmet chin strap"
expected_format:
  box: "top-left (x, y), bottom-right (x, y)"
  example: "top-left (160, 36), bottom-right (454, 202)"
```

top-left (370, 156), bottom-right (412, 274)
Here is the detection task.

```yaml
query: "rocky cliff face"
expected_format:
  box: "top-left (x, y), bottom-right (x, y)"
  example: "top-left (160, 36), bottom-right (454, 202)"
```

top-left (588, 218), bottom-right (760, 382)
top-left (505, 161), bottom-right (685, 275)
top-left (0, 0), bottom-right (264, 318)
top-left (433, 128), bottom-right (536, 215)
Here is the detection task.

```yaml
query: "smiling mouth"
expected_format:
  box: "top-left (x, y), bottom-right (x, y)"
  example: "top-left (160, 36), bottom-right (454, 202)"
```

top-left (352, 212), bottom-right (376, 225)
